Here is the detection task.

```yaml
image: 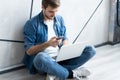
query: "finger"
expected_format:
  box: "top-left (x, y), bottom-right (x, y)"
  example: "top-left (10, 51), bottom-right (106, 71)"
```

top-left (51, 36), bottom-right (57, 40)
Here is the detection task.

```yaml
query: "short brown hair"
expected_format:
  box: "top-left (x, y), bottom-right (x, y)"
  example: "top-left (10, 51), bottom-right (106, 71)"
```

top-left (42, 0), bottom-right (60, 9)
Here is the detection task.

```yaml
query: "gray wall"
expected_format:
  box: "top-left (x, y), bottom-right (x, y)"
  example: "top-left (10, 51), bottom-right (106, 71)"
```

top-left (0, 0), bottom-right (110, 71)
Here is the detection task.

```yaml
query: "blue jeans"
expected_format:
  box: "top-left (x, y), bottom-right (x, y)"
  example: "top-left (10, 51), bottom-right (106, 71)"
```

top-left (33, 46), bottom-right (96, 80)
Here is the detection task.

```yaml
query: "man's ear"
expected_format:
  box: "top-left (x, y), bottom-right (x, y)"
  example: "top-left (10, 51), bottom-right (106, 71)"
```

top-left (41, 5), bottom-right (44, 9)
top-left (42, 5), bottom-right (44, 9)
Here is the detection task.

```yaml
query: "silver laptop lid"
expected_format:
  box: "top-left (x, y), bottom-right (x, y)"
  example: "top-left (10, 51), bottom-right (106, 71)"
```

top-left (56, 42), bottom-right (90, 62)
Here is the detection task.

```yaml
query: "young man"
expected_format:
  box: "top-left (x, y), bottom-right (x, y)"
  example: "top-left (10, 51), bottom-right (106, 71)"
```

top-left (22, 0), bottom-right (96, 80)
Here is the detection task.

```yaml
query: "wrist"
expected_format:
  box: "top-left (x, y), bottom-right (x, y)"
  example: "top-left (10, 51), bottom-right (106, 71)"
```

top-left (45, 42), bottom-right (51, 47)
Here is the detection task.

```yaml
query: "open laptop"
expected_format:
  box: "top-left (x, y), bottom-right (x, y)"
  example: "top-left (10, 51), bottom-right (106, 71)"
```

top-left (56, 41), bottom-right (90, 62)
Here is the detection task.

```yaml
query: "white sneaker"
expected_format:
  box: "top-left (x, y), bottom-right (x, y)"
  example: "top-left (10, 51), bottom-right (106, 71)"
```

top-left (72, 67), bottom-right (90, 79)
top-left (46, 74), bottom-right (56, 80)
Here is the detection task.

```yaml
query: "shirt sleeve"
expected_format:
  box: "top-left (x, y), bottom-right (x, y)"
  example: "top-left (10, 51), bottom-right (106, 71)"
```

top-left (60, 17), bottom-right (68, 41)
top-left (24, 21), bottom-right (37, 51)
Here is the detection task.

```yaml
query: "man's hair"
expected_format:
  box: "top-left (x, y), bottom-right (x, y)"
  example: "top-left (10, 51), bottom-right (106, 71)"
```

top-left (42, 0), bottom-right (60, 9)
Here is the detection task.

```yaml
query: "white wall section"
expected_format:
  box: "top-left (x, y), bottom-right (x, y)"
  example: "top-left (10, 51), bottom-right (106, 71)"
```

top-left (0, 0), bottom-right (31, 70)
top-left (0, 42), bottom-right (24, 69)
top-left (0, 0), bottom-right (31, 41)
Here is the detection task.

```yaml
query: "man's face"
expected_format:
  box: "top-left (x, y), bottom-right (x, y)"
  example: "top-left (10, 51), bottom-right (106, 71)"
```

top-left (42, 5), bottom-right (59, 20)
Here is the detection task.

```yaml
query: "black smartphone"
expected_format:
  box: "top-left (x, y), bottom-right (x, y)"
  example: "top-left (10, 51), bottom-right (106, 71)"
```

top-left (56, 36), bottom-right (63, 40)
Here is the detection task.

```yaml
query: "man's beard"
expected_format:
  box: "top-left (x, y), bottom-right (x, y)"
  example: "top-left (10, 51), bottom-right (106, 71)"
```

top-left (44, 12), bottom-right (54, 20)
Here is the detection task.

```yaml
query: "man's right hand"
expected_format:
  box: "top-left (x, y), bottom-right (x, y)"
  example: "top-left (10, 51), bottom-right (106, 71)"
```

top-left (48, 36), bottom-right (61, 47)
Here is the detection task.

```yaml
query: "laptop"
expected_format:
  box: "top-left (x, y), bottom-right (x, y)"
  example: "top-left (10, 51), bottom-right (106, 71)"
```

top-left (56, 41), bottom-right (90, 62)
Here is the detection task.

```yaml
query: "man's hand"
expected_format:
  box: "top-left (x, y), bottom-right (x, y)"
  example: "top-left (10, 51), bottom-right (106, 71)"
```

top-left (48, 36), bottom-right (61, 47)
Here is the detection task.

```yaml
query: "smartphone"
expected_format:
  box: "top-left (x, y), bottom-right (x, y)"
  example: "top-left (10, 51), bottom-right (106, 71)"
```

top-left (56, 36), bottom-right (63, 40)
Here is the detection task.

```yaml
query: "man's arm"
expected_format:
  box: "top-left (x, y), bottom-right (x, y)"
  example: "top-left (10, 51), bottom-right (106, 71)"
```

top-left (26, 42), bottom-right (50, 55)
top-left (26, 37), bottom-right (61, 55)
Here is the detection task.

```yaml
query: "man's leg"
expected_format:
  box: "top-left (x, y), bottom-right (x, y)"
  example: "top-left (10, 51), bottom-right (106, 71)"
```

top-left (58, 46), bottom-right (96, 79)
top-left (58, 45), bottom-right (96, 70)
top-left (33, 52), bottom-right (69, 80)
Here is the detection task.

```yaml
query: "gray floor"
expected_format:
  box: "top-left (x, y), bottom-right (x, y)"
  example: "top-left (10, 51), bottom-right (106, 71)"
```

top-left (0, 44), bottom-right (120, 80)
top-left (84, 44), bottom-right (120, 80)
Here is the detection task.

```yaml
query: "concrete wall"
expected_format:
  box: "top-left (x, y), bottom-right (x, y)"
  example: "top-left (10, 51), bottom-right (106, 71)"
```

top-left (0, 0), bottom-right (110, 71)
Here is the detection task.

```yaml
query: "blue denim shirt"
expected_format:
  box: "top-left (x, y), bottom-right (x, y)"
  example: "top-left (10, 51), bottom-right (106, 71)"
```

top-left (22, 11), bottom-right (68, 74)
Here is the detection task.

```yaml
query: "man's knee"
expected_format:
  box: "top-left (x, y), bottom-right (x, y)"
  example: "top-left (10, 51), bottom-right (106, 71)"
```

top-left (83, 46), bottom-right (96, 57)
top-left (56, 70), bottom-right (69, 80)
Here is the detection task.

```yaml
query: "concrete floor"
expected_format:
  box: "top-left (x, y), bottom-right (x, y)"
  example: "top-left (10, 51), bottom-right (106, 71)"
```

top-left (0, 44), bottom-right (120, 80)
